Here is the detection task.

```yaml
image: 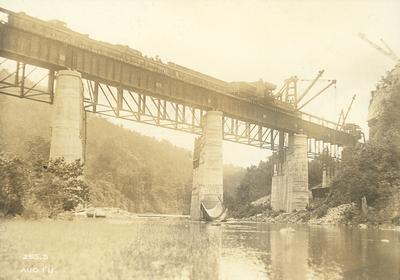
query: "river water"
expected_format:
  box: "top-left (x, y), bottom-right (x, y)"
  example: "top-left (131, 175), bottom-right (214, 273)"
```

top-left (128, 219), bottom-right (400, 280)
top-left (212, 222), bottom-right (400, 280)
top-left (2, 218), bottom-right (400, 279)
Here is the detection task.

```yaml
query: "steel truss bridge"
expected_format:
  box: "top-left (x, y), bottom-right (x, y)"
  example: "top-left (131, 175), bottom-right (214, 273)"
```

top-left (0, 7), bottom-right (358, 159)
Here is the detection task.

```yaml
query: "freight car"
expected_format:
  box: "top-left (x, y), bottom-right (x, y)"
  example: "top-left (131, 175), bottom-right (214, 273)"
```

top-left (4, 8), bottom-right (294, 112)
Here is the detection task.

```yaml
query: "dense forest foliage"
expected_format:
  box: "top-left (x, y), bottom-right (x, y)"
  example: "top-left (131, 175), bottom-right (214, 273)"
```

top-left (224, 155), bottom-right (326, 217)
top-left (1, 95), bottom-right (252, 216)
top-left (335, 73), bottom-right (400, 198)
top-left (321, 67), bottom-right (400, 224)
top-left (85, 116), bottom-right (193, 213)
top-left (0, 95), bottom-right (194, 214)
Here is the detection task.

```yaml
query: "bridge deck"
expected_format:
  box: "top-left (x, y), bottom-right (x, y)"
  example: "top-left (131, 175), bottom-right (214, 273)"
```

top-left (0, 7), bottom-right (357, 148)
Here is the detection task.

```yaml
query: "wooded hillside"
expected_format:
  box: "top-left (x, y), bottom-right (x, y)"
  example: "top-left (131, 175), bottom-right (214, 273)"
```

top-left (0, 95), bottom-right (193, 214)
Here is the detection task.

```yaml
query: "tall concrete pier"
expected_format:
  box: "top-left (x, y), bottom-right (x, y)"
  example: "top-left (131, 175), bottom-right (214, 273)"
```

top-left (190, 111), bottom-right (223, 220)
top-left (49, 70), bottom-right (85, 163)
top-left (271, 133), bottom-right (309, 212)
top-left (322, 167), bottom-right (328, 188)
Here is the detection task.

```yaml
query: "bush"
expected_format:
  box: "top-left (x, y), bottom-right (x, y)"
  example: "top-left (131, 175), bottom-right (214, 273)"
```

top-left (32, 158), bottom-right (89, 217)
top-left (0, 153), bottom-right (89, 218)
top-left (315, 204), bottom-right (329, 218)
top-left (0, 155), bottom-right (29, 216)
top-left (343, 207), bottom-right (360, 223)
top-left (21, 196), bottom-right (49, 219)
top-left (229, 203), bottom-right (269, 218)
top-left (392, 215), bottom-right (400, 226)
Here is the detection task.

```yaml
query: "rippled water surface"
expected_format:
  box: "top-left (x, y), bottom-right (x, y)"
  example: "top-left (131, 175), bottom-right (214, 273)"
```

top-left (218, 222), bottom-right (400, 279)
top-left (1, 218), bottom-right (399, 279)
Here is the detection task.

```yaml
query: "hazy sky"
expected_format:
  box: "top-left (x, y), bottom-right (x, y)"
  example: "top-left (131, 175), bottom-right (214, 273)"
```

top-left (1, 0), bottom-right (399, 166)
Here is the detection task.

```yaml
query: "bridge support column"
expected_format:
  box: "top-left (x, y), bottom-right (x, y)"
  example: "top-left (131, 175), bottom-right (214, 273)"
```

top-left (49, 70), bottom-right (85, 163)
top-left (322, 166), bottom-right (332, 188)
top-left (190, 111), bottom-right (223, 220)
top-left (271, 133), bottom-right (309, 212)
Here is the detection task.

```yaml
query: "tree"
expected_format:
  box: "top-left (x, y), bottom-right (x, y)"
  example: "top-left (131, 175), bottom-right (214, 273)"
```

top-left (330, 142), bottom-right (400, 206)
top-left (0, 154), bottom-right (29, 215)
top-left (308, 160), bottom-right (322, 188)
top-left (0, 152), bottom-right (90, 218)
top-left (308, 150), bottom-right (337, 189)
top-left (33, 158), bottom-right (89, 216)
top-left (225, 158), bottom-right (273, 217)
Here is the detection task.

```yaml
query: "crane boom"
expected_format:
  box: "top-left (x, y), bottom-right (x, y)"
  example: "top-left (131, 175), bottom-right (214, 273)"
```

top-left (342, 94), bottom-right (356, 127)
top-left (379, 38), bottom-right (399, 62)
top-left (358, 32), bottom-right (399, 62)
top-left (336, 109), bottom-right (344, 130)
top-left (336, 94), bottom-right (356, 130)
top-left (297, 80), bottom-right (336, 110)
top-left (297, 70), bottom-right (324, 104)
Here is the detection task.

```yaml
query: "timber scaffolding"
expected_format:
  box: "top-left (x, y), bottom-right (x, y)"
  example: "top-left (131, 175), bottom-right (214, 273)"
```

top-left (0, 7), bottom-right (360, 157)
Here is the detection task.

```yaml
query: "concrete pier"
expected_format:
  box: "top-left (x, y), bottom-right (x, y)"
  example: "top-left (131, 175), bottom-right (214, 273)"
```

top-left (190, 111), bottom-right (223, 220)
top-left (271, 133), bottom-right (309, 212)
top-left (322, 166), bottom-right (331, 188)
top-left (49, 70), bottom-right (85, 163)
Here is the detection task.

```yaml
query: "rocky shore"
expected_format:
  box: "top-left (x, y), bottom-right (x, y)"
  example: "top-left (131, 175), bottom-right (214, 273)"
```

top-left (57, 206), bottom-right (189, 221)
top-left (236, 203), bottom-right (400, 231)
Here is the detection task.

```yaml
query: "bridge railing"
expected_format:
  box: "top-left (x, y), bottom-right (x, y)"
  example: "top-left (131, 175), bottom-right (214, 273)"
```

top-left (300, 111), bottom-right (339, 131)
top-left (0, 59), bottom-right (347, 159)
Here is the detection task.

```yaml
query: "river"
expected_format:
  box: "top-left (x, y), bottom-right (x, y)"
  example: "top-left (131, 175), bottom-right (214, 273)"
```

top-left (100, 217), bottom-right (400, 279)
top-left (212, 221), bottom-right (400, 279)
top-left (1, 217), bottom-right (399, 279)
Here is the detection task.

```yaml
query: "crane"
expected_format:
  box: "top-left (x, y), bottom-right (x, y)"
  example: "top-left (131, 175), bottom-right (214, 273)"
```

top-left (274, 76), bottom-right (298, 104)
top-left (335, 94), bottom-right (365, 143)
top-left (358, 33), bottom-right (399, 63)
top-left (336, 94), bottom-right (356, 131)
top-left (297, 79), bottom-right (336, 110)
top-left (297, 70), bottom-right (325, 104)
top-left (274, 70), bottom-right (336, 110)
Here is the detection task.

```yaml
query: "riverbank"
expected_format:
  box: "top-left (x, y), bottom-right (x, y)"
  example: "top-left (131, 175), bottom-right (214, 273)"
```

top-left (67, 204), bottom-right (400, 232)
top-left (5, 200), bottom-right (400, 232)
top-left (237, 202), bottom-right (400, 231)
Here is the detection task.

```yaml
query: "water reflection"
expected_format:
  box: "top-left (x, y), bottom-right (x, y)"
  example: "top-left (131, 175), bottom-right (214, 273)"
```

top-left (219, 223), bottom-right (400, 280)
top-left (119, 219), bottom-right (399, 279)
top-left (189, 222), bottom-right (221, 279)
top-left (269, 226), bottom-right (310, 279)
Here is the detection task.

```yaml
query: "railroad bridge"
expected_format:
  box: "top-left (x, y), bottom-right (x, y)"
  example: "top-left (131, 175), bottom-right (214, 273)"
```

top-left (0, 7), bottom-right (360, 220)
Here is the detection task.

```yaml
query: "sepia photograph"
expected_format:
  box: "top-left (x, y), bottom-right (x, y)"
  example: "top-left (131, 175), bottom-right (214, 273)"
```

top-left (0, 0), bottom-right (399, 279)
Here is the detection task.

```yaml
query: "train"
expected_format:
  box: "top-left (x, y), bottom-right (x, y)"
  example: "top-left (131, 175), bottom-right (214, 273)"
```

top-left (229, 79), bottom-right (276, 98)
top-left (5, 9), bottom-right (294, 111)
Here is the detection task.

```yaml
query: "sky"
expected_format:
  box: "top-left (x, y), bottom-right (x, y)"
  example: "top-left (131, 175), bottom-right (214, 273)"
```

top-left (1, 0), bottom-right (399, 166)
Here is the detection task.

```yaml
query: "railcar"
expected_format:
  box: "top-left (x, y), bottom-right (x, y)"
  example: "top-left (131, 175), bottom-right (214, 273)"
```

top-left (5, 10), bottom-right (295, 112)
